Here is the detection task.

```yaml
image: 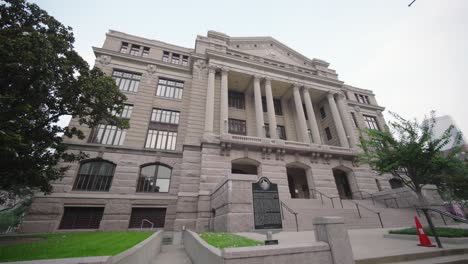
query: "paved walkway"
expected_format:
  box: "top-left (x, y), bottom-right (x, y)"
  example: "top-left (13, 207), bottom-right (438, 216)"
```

top-left (152, 245), bottom-right (192, 264)
top-left (237, 225), bottom-right (468, 260)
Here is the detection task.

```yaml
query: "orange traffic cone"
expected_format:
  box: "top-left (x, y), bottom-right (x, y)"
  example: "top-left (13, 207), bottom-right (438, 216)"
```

top-left (414, 216), bottom-right (435, 247)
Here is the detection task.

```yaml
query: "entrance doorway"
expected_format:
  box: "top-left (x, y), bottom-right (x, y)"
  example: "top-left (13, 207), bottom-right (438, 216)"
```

top-left (287, 167), bottom-right (310, 199)
top-left (333, 169), bottom-right (353, 199)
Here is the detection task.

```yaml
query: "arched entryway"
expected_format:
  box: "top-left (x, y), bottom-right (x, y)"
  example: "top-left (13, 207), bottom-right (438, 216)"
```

top-left (286, 164), bottom-right (313, 199)
top-left (389, 178), bottom-right (404, 189)
top-left (332, 168), bottom-right (354, 199)
top-left (231, 158), bottom-right (259, 175)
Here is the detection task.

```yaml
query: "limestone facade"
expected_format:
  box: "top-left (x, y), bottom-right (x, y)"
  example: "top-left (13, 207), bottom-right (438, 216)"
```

top-left (21, 30), bottom-right (394, 233)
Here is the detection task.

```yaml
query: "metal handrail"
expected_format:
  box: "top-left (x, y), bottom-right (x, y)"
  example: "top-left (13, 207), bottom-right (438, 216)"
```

top-left (311, 189), bottom-right (343, 208)
top-left (140, 219), bottom-right (154, 230)
top-left (352, 190), bottom-right (376, 206)
top-left (383, 197), bottom-right (399, 208)
top-left (342, 199), bottom-right (384, 228)
top-left (280, 200), bottom-right (299, 232)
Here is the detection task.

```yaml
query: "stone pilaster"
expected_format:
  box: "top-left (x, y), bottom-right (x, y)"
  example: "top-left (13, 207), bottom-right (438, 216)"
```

top-left (264, 77), bottom-right (278, 139)
top-left (336, 92), bottom-right (356, 148)
top-left (293, 85), bottom-right (309, 142)
top-left (253, 75), bottom-right (264, 137)
top-left (302, 87), bottom-right (322, 144)
top-left (220, 67), bottom-right (229, 134)
top-left (204, 65), bottom-right (216, 133)
top-left (327, 92), bottom-right (349, 148)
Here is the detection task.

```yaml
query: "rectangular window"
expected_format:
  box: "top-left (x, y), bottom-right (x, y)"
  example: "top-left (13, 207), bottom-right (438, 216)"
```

top-left (320, 107), bottom-right (326, 119)
top-left (355, 93), bottom-right (370, 104)
top-left (130, 44), bottom-right (140, 56)
top-left (112, 104), bottom-right (133, 119)
top-left (363, 115), bottom-right (380, 130)
top-left (351, 112), bottom-right (359, 128)
top-left (156, 78), bottom-right (184, 100)
top-left (120, 42), bottom-right (129, 53)
top-left (228, 118), bottom-right (246, 135)
top-left (59, 207), bottom-right (104, 230)
top-left (228, 91), bottom-right (245, 109)
top-left (112, 70), bottom-right (141, 93)
top-left (162, 51), bottom-right (170, 62)
top-left (171, 53), bottom-right (180, 64)
top-left (325, 127), bottom-right (332, 140)
top-left (265, 124), bottom-right (286, 140)
top-left (151, 109), bottom-right (180, 124)
top-left (129, 208), bottom-right (166, 229)
top-left (145, 130), bottom-right (177, 150)
top-left (262, 97), bottom-right (283, 115)
top-left (142, 47), bottom-right (150, 57)
top-left (91, 124), bottom-right (126, 145)
top-left (182, 55), bottom-right (189, 66)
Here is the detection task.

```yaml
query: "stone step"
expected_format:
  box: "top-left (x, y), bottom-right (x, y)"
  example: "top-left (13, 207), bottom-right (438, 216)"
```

top-left (356, 248), bottom-right (468, 264)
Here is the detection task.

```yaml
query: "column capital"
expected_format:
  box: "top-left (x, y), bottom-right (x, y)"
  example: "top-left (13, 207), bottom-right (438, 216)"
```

top-left (376, 110), bottom-right (383, 116)
top-left (336, 92), bottom-right (346, 100)
top-left (264, 76), bottom-right (272, 84)
top-left (327, 90), bottom-right (337, 99)
top-left (253, 74), bottom-right (262, 81)
top-left (354, 106), bottom-right (361, 112)
top-left (221, 66), bottom-right (230, 74)
top-left (208, 64), bottom-right (217, 74)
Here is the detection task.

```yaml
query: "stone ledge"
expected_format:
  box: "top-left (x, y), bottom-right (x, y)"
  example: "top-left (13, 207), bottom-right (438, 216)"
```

top-left (383, 233), bottom-right (468, 244)
top-left (222, 242), bottom-right (330, 258)
top-left (312, 216), bottom-right (345, 225)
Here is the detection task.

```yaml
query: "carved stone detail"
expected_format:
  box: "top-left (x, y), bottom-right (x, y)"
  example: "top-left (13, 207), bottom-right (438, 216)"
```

top-left (96, 55), bottom-right (111, 65)
top-left (194, 59), bottom-right (207, 79)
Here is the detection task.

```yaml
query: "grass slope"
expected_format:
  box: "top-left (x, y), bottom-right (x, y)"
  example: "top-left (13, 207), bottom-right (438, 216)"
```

top-left (200, 232), bottom-right (263, 249)
top-left (0, 232), bottom-right (152, 262)
top-left (389, 227), bottom-right (468, 238)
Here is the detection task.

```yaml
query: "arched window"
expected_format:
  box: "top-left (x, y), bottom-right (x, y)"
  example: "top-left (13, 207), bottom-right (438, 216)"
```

top-left (73, 160), bottom-right (116, 191)
top-left (136, 164), bottom-right (171, 193)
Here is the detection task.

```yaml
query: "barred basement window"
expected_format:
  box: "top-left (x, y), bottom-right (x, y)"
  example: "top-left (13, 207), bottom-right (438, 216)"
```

top-left (91, 124), bottom-right (126, 145)
top-left (162, 51), bottom-right (170, 62)
top-left (112, 70), bottom-right (141, 93)
top-left (59, 207), bottom-right (104, 229)
top-left (142, 47), bottom-right (150, 57)
top-left (363, 115), bottom-right (380, 130)
top-left (136, 164), bottom-right (171, 193)
top-left (151, 109), bottom-right (180, 124)
top-left (325, 127), bottom-right (332, 140)
top-left (112, 104), bottom-right (133, 119)
top-left (73, 160), bottom-right (116, 191)
top-left (129, 208), bottom-right (166, 228)
top-left (145, 130), bottom-right (177, 150)
top-left (228, 118), bottom-right (246, 135)
top-left (156, 78), bottom-right (184, 99)
top-left (120, 42), bottom-right (129, 53)
top-left (228, 91), bottom-right (245, 109)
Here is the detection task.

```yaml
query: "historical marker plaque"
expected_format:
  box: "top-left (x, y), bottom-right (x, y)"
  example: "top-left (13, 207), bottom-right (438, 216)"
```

top-left (252, 177), bottom-right (282, 230)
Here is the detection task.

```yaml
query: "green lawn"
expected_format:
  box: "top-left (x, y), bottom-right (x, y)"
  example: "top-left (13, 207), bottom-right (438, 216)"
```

top-left (0, 232), bottom-right (153, 262)
top-left (389, 227), bottom-right (468, 238)
top-left (200, 232), bottom-right (263, 249)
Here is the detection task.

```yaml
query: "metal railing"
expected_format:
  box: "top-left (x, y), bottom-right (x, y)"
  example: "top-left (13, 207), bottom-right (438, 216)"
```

top-left (311, 189), bottom-right (343, 208)
top-left (140, 219), bottom-right (154, 230)
top-left (280, 200), bottom-right (299, 232)
top-left (352, 191), bottom-right (376, 206)
top-left (383, 197), bottom-right (399, 208)
top-left (312, 189), bottom-right (384, 228)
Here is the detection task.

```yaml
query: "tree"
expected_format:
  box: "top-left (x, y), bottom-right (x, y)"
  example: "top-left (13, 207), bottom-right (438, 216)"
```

top-left (0, 0), bottom-right (128, 205)
top-left (359, 111), bottom-right (465, 247)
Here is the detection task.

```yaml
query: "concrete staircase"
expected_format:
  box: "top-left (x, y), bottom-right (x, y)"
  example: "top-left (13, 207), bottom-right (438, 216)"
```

top-left (280, 198), bottom-right (452, 231)
top-left (356, 248), bottom-right (468, 264)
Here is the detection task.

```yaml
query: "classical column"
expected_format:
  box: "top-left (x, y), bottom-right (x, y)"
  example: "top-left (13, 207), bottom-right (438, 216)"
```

top-left (220, 67), bottom-right (229, 134)
top-left (293, 85), bottom-right (309, 142)
top-left (253, 75), bottom-right (264, 137)
top-left (264, 77), bottom-right (278, 139)
top-left (204, 65), bottom-right (216, 133)
top-left (336, 92), bottom-right (357, 148)
top-left (302, 87), bottom-right (322, 144)
top-left (327, 92), bottom-right (349, 148)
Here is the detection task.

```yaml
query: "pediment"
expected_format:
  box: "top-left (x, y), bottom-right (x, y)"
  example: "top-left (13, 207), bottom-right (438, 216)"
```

top-left (227, 38), bottom-right (316, 67)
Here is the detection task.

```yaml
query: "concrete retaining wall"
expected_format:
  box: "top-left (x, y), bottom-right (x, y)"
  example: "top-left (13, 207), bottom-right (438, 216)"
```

top-left (1, 231), bottom-right (163, 264)
top-left (371, 185), bottom-right (444, 208)
top-left (183, 217), bottom-right (356, 264)
top-left (383, 233), bottom-right (468, 244)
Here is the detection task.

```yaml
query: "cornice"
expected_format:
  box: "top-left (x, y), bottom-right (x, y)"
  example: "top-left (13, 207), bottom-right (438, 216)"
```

top-left (347, 101), bottom-right (385, 111)
top-left (106, 30), bottom-right (193, 53)
top-left (93, 47), bottom-right (191, 73)
top-left (64, 142), bottom-right (184, 158)
top-left (206, 49), bottom-right (344, 88)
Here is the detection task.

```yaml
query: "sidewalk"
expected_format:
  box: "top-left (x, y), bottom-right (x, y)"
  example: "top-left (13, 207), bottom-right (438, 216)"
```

top-left (237, 225), bottom-right (468, 260)
top-left (152, 245), bottom-right (192, 264)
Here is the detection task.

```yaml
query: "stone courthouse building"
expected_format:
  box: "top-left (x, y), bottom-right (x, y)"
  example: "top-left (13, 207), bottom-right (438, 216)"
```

top-left (22, 30), bottom-right (400, 234)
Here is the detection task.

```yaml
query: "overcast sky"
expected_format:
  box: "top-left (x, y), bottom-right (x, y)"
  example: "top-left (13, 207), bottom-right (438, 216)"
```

top-left (33, 0), bottom-right (468, 135)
